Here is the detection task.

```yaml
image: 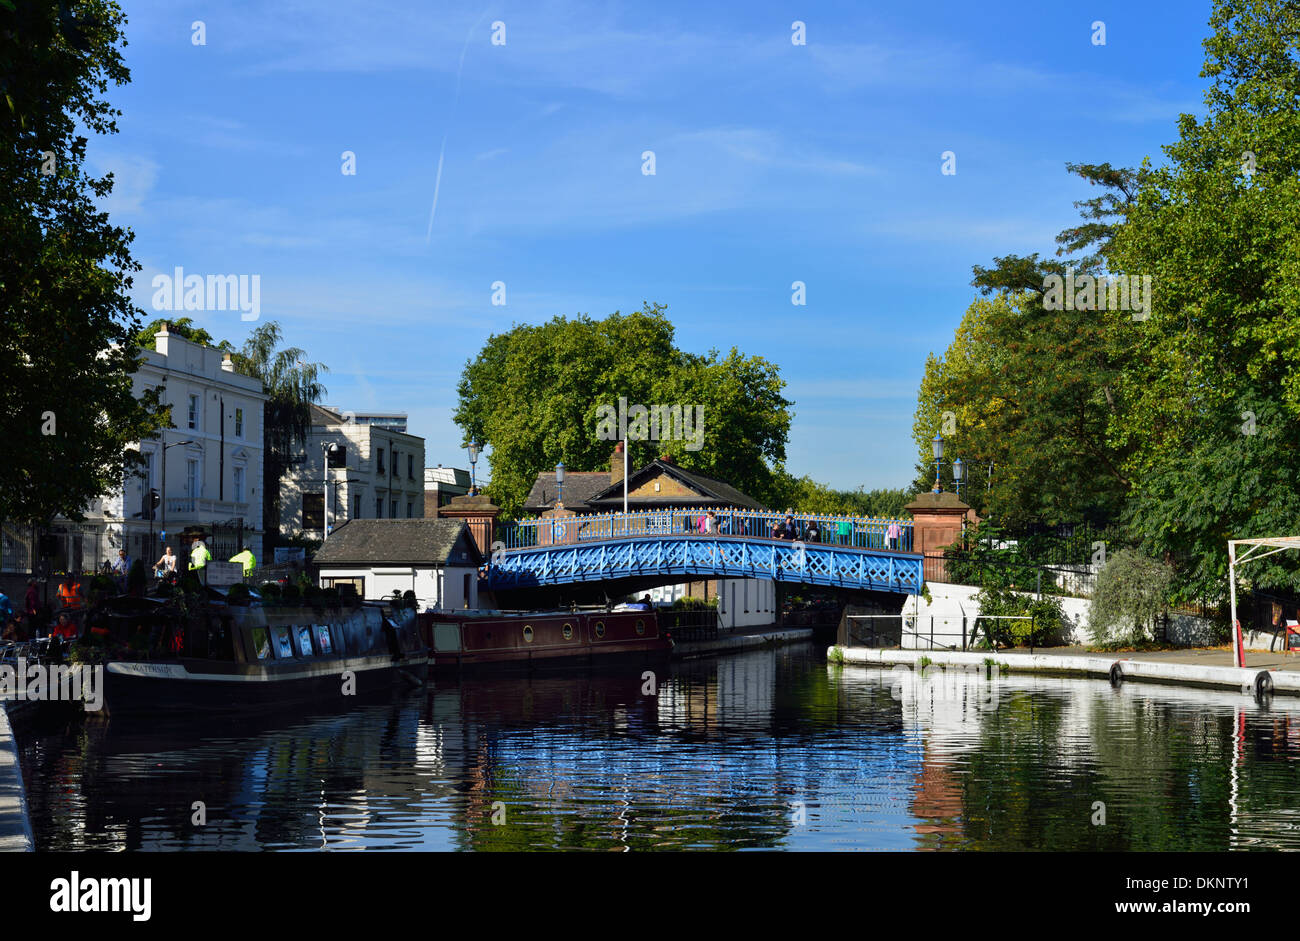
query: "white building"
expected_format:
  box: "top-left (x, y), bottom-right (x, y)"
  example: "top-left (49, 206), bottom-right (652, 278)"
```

top-left (280, 405), bottom-right (426, 540)
top-left (424, 465), bottom-right (472, 517)
top-left (313, 519), bottom-right (482, 609)
top-left (53, 323), bottom-right (268, 571)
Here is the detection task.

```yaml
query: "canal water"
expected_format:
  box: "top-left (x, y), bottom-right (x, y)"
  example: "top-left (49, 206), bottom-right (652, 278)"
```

top-left (15, 644), bottom-right (1300, 850)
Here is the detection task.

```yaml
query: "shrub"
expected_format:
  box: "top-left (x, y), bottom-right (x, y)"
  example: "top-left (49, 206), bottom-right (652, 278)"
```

top-left (974, 586), bottom-right (1066, 648)
top-left (281, 583), bottom-right (301, 604)
top-left (257, 582), bottom-right (282, 604)
top-left (226, 583), bottom-right (251, 606)
top-left (401, 589), bottom-right (418, 610)
top-left (126, 559), bottom-right (147, 595)
top-left (1088, 548), bottom-right (1175, 647)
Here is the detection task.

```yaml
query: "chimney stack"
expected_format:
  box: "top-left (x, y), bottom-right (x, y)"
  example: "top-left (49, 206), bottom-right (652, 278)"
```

top-left (221, 353), bottom-right (235, 372)
top-left (611, 441), bottom-right (625, 485)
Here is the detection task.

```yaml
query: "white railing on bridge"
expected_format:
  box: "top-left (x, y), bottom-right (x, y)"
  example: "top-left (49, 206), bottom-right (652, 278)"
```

top-left (498, 508), bottom-right (913, 552)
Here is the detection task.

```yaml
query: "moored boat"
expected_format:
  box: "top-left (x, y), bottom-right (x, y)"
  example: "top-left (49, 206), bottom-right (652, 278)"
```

top-left (75, 592), bottom-right (428, 716)
top-left (421, 608), bottom-right (672, 672)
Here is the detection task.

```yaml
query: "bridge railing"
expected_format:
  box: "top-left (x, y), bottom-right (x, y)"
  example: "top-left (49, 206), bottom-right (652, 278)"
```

top-left (497, 509), bottom-right (913, 552)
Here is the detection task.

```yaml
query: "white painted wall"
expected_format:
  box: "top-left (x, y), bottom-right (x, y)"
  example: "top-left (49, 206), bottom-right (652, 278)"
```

top-left (718, 578), bottom-right (776, 629)
top-left (319, 563), bottom-right (477, 610)
top-left (905, 582), bottom-right (1223, 649)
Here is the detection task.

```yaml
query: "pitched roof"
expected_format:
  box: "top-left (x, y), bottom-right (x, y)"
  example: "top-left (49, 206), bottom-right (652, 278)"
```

top-left (588, 460), bottom-right (763, 509)
top-left (522, 471), bottom-right (612, 512)
top-left (313, 519), bottom-right (481, 567)
top-left (905, 490), bottom-right (969, 512)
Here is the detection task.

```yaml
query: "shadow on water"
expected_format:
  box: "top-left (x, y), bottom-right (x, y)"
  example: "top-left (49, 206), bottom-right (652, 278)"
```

top-left (17, 643), bottom-right (1300, 850)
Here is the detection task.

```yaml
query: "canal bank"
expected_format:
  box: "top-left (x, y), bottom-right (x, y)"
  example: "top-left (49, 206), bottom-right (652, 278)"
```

top-left (0, 705), bottom-right (33, 851)
top-left (675, 626), bottom-right (819, 660)
top-left (830, 644), bottom-right (1300, 697)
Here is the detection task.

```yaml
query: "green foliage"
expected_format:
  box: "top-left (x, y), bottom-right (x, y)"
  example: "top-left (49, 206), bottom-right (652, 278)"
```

top-left (126, 558), bottom-right (146, 594)
top-left (257, 581), bottom-right (282, 604)
top-left (280, 582), bottom-right (301, 604)
top-left (1, 0), bottom-right (168, 527)
top-left (453, 305), bottom-right (793, 515)
top-left (1088, 548), bottom-right (1175, 646)
top-left (401, 589), bottom-right (417, 610)
top-left (225, 583), bottom-right (251, 606)
top-left (670, 596), bottom-right (717, 610)
top-left (974, 586), bottom-right (1066, 648)
top-left (913, 1), bottom-right (1300, 602)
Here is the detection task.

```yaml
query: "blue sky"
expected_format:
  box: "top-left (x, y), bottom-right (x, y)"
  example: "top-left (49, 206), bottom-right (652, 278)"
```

top-left (100, 0), bottom-right (1214, 491)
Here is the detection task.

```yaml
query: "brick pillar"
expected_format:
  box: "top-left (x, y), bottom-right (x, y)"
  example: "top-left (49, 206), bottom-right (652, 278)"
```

top-left (904, 491), bottom-right (972, 582)
top-left (437, 493), bottom-right (501, 558)
top-left (538, 504), bottom-right (578, 545)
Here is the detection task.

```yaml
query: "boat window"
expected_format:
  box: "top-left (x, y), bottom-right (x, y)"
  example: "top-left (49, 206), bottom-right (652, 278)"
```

top-left (296, 626), bottom-right (314, 656)
top-left (562, 623), bottom-right (573, 640)
top-left (251, 627), bottom-right (271, 660)
top-left (594, 621), bottom-right (605, 638)
top-left (635, 619), bottom-right (645, 635)
top-left (523, 624), bottom-right (534, 643)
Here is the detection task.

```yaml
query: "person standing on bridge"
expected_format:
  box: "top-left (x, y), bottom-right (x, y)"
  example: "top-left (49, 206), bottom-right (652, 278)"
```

top-left (886, 521), bottom-right (902, 551)
top-left (837, 516), bottom-right (852, 546)
top-left (704, 510), bottom-right (718, 534)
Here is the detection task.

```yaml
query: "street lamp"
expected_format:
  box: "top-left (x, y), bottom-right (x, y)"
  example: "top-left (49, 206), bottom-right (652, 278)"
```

top-left (952, 457), bottom-right (965, 499)
top-left (323, 442), bottom-right (340, 537)
top-left (160, 438), bottom-right (195, 550)
top-left (467, 441), bottom-right (480, 493)
top-left (932, 433), bottom-right (944, 493)
top-left (555, 461), bottom-right (565, 506)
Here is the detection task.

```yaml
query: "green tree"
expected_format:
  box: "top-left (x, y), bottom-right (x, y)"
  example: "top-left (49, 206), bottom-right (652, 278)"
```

top-left (454, 304), bottom-right (792, 515)
top-left (229, 322), bottom-right (328, 549)
top-left (1088, 548), bottom-right (1176, 646)
top-left (0, 0), bottom-right (165, 528)
top-left (1106, 0), bottom-right (1300, 598)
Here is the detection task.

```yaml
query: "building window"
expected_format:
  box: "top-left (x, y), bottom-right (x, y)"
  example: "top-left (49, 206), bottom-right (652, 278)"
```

top-left (406, 501), bottom-right (414, 518)
top-left (234, 407), bottom-right (244, 438)
top-left (408, 454), bottom-right (414, 480)
top-left (188, 394), bottom-right (199, 430)
top-left (353, 494), bottom-right (362, 518)
top-left (186, 458), bottom-right (199, 498)
top-left (375, 497), bottom-right (383, 518)
top-left (391, 499), bottom-right (398, 518)
top-left (376, 448), bottom-right (385, 475)
top-left (303, 493), bottom-right (324, 530)
top-left (233, 466), bottom-right (245, 504)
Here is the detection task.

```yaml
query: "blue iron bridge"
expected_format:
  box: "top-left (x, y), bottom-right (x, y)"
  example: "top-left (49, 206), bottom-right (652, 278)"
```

top-left (486, 531), bottom-right (923, 595)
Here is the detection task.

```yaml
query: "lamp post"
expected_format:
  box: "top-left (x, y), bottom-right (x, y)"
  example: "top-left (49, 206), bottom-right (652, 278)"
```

top-left (467, 441), bottom-right (480, 493)
top-left (323, 442), bottom-right (340, 538)
top-left (160, 438), bottom-right (195, 552)
top-left (952, 457), bottom-right (965, 499)
top-left (932, 433), bottom-right (945, 493)
top-left (555, 461), bottom-right (565, 506)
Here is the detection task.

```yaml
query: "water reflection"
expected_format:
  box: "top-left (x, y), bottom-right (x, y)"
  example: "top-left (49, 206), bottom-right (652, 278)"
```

top-left (17, 647), bottom-right (1300, 851)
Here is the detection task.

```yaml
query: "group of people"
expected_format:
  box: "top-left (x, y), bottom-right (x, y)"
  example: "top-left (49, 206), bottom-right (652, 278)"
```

top-left (0, 579), bottom-right (80, 644)
top-left (684, 508), bottom-right (904, 550)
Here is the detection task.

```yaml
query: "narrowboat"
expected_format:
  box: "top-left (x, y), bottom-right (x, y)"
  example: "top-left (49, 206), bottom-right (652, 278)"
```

top-left (74, 592), bottom-right (428, 716)
top-left (421, 607), bottom-right (672, 672)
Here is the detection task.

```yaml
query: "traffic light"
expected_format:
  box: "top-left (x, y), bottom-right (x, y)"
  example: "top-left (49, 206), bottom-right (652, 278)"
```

top-left (149, 489), bottom-right (160, 520)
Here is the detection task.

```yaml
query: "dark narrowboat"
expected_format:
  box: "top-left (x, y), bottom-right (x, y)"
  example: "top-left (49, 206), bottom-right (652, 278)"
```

top-left (421, 608), bottom-right (672, 672)
top-left (84, 592), bottom-right (428, 715)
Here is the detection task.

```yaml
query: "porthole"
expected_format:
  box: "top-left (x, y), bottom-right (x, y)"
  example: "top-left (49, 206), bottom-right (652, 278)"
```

top-left (635, 619), bottom-right (646, 635)
top-left (594, 621), bottom-right (606, 639)
top-left (523, 625), bottom-right (534, 643)
top-left (562, 623), bottom-right (573, 640)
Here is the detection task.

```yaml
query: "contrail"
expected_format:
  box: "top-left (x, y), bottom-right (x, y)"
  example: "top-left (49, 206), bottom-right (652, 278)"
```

top-left (426, 7), bottom-right (493, 242)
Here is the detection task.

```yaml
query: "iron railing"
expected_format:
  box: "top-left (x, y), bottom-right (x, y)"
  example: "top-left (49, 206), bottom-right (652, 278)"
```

top-left (498, 509), bottom-right (913, 552)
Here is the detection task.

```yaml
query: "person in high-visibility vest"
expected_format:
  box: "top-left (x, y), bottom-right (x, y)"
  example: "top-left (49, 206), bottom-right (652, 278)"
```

top-left (57, 580), bottom-right (82, 608)
top-left (229, 545), bottom-right (257, 576)
top-left (189, 538), bottom-right (212, 571)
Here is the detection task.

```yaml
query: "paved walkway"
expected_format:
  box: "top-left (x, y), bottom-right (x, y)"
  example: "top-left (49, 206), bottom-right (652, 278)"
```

top-left (0, 704), bottom-right (33, 852)
top-left (1005, 645), bottom-right (1300, 671)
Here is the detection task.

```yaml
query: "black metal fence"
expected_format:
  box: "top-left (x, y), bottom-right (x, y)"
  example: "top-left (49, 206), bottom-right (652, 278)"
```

top-left (924, 551), bottom-right (1098, 598)
top-left (660, 608), bottom-right (720, 643)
